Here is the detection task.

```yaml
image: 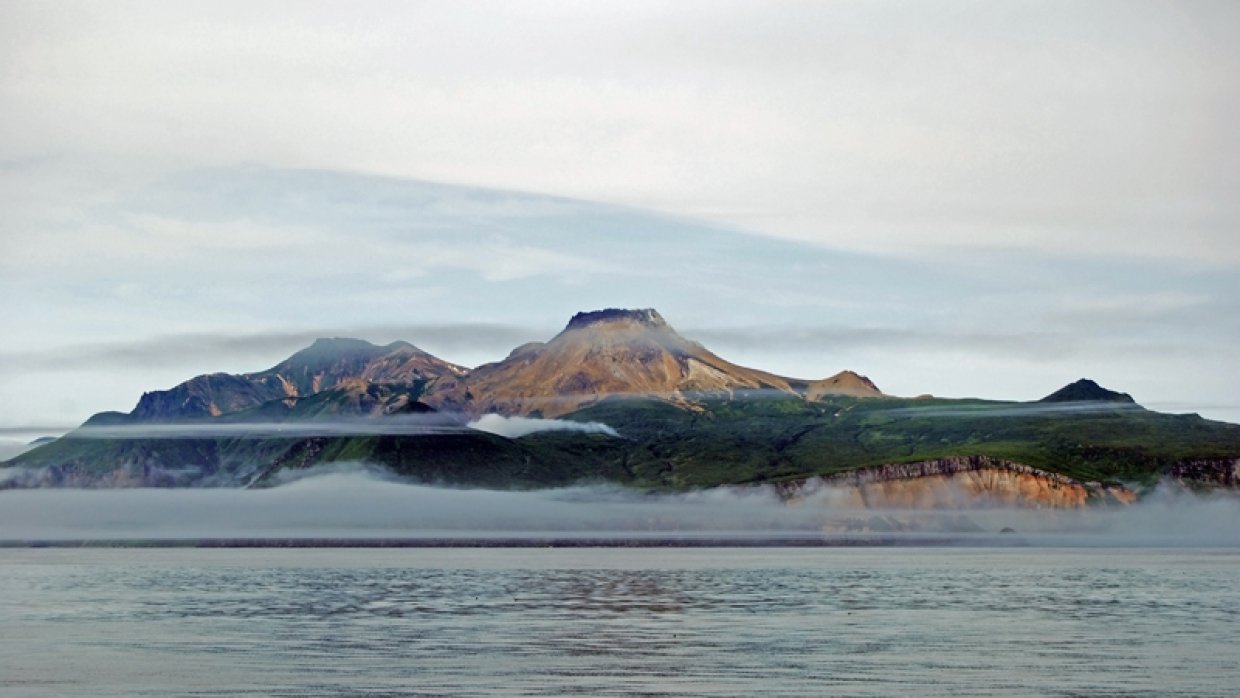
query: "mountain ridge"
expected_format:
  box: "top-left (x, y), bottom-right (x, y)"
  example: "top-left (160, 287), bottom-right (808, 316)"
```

top-left (1039, 378), bottom-right (1136, 404)
top-left (102, 309), bottom-right (885, 423)
top-left (5, 308), bottom-right (1239, 497)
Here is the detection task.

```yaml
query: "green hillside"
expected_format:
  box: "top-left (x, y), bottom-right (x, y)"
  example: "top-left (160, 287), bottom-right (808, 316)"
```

top-left (6, 391), bottom-right (1240, 491)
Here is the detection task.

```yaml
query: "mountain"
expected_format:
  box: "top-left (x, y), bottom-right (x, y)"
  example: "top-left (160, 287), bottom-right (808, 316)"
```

top-left (1039, 378), bottom-right (1136, 404)
top-left (4, 308), bottom-right (1239, 500)
top-left (440, 308), bottom-right (809, 417)
top-left (130, 338), bottom-right (466, 421)
top-left (114, 311), bottom-right (870, 422)
top-left (805, 370), bottom-right (882, 400)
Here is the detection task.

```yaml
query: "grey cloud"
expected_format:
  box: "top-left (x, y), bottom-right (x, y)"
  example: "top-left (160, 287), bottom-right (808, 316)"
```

top-left (0, 317), bottom-right (1210, 384)
top-left (0, 470), bottom-right (1235, 547)
top-left (0, 439), bottom-right (36, 462)
top-left (44, 415), bottom-right (623, 441)
top-left (60, 416), bottom-right (467, 440)
top-left (683, 326), bottom-right (1191, 364)
top-left (467, 415), bottom-right (620, 439)
top-left (0, 323), bottom-right (547, 373)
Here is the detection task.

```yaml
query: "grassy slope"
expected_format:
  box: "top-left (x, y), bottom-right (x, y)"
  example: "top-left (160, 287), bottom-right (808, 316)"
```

top-left (559, 395), bottom-right (1240, 488)
top-left (7, 393), bottom-right (1240, 489)
top-left (241, 429), bottom-right (629, 489)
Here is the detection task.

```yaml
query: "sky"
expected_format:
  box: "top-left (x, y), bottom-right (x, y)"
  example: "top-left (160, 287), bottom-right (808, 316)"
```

top-left (1, 0), bottom-right (1238, 435)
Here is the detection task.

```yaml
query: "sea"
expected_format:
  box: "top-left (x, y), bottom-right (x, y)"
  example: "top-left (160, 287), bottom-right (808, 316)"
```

top-left (1, 546), bottom-right (1237, 697)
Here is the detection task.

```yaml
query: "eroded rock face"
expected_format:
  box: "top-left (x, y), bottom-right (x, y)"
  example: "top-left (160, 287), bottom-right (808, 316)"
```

top-left (1166, 458), bottom-right (1240, 488)
top-left (784, 456), bottom-right (1136, 509)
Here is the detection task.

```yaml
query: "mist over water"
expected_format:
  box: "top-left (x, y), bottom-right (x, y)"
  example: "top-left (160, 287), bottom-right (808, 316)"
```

top-left (1, 467), bottom-right (1236, 546)
top-left (0, 438), bottom-right (35, 462)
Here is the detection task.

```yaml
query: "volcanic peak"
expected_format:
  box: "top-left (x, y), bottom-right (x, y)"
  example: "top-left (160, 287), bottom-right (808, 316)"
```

top-left (806, 370), bottom-right (883, 400)
top-left (1040, 378), bottom-right (1136, 404)
top-left (564, 308), bottom-right (666, 331)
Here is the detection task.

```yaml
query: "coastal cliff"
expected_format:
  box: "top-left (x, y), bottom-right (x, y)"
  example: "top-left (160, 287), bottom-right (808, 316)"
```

top-left (783, 456), bottom-right (1138, 509)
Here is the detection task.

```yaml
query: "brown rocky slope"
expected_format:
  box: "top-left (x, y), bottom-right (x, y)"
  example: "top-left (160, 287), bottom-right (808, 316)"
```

top-left (429, 308), bottom-right (881, 417)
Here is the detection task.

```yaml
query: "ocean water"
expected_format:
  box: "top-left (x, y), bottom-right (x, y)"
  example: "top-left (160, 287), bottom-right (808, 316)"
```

top-left (1, 547), bottom-right (1237, 697)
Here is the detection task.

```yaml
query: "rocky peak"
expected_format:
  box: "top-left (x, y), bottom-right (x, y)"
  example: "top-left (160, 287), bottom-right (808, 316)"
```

top-left (283, 337), bottom-right (385, 364)
top-left (564, 308), bottom-right (667, 331)
top-left (1040, 378), bottom-right (1136, 404)
top-left (440, 307), bottom-right (802, 417)
top-left (805, 370), bottom-right (883, 400)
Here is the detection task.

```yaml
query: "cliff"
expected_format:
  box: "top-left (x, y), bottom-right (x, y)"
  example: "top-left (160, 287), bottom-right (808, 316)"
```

top-left (782, 456), bottom-right (1137, 509)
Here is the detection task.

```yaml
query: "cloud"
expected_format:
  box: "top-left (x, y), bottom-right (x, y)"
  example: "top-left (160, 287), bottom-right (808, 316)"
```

top-left (58, 415), bottom-right (469, 440)
top-left (1, 158), bottom-right (1238, 430)
top-left (0, 323), bottom-right (545, 373)
top-left (684, 325), bottom-right (1195, 364)
top-left (0, 414), bottom-right (623, 444)
top-left (0, 470), bottom-right (1235, 546)
top-left (0, 439), bottom-right (37, 462)
top-left (4, 2), bottom-right (1237, 266)
top-left (467, 414), bottom-right (620, 439)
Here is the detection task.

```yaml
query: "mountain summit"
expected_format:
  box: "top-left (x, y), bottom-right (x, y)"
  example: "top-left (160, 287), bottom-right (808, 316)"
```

top-left (441, 308), bottom-right (811, 416)
top-left (564, 308), bottom-right (669, 331)
top-left (131, 338), bottom-right (465, 421)
top-left (49, 308), bottom-right (888, 425)
top-left (1039, 378), bottom-right (1136, 404)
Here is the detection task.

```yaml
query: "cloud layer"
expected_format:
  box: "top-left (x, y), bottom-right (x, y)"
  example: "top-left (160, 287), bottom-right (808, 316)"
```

top-left (3, 3), bottom-right (1236, 264)
top-left (1, 3), bottom-right (1238, 427)
top-left (467, 415), bottom-right (620, 439)
top-left (0, 469), bottom-right (1236, 546)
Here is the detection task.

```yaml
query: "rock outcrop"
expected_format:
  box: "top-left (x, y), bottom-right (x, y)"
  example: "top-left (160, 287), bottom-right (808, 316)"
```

top-left (783, 456), bottom-right (1136, 509)
top-left (1167, 458), bottom-right (1240, 487)
top-left (805, 370), bottom-right (882, 400)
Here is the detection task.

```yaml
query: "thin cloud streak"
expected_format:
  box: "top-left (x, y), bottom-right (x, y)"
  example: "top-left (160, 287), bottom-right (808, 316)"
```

top-left (468, 414), bottom-right (620, 439)
top-left (685, 326), bottom-right (1197, 363)
top-left (0, 323), bottom-right (546, 372)
top-left (0, 319), bottom-right (1204, 378)
top-left (1, 416), bottom-right (623, 442)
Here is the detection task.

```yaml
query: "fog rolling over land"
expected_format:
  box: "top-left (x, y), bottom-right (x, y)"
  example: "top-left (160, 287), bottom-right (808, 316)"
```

top-left (1, 468), bottom-right (1237, 546)
top-left (4, 3), bottom-right (1240, 697)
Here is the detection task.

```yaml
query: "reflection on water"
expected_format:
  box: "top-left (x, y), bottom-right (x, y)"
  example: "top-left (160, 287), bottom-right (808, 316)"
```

top-left (1, 548), bottom-right (1238, 696)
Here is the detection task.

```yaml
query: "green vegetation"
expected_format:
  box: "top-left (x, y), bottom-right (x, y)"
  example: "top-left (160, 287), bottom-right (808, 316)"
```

top-left (558, 395), bottom-right (1240, 489)
top-left (6, 393), bottom-right (1240, 490)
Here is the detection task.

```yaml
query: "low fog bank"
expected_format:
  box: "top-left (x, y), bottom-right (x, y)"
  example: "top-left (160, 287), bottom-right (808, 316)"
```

top-left (466, 414), bottom-right (619, 438)
top-left (0, 414), bottom-right (624, 441)
top-left (0, 439), bottom-right (37, 462)
top-left (44, 414), bottom-right (621, 441)
top-left (0, 466), bottom-right (1236, 546)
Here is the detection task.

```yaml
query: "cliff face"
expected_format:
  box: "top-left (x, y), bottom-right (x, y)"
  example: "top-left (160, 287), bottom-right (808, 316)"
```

top-left (1167, 458), bottom-right (1240, 487)
top-left (784, 456), bottom-right (1137, 509)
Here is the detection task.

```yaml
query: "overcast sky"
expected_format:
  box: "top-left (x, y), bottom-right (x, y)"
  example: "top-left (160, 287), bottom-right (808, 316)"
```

top-left (1, 0), bottom-right (1238, 432)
